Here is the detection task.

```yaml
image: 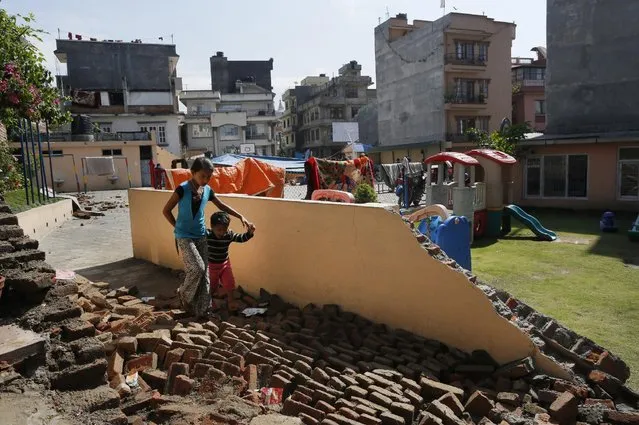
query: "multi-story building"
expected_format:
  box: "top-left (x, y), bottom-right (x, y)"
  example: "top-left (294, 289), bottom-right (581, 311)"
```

top-left (290, 62), bottom-right (375, 158)
top-left (373, 13), bottom-right (516, 163)
top-left (513, 0), bottom-right (639, 211)
top-left (181, 53), bottom-right (278, 156)
top-left (279, 75), bottom-right (329, 157)
top-left (511, 47), bottom-right (546, 132)
top-left (54, 38), bottom-right (183, 155)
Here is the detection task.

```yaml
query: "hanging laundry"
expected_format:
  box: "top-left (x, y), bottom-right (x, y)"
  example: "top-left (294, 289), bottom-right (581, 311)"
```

top-left (85, 156), bottom-right (116, 176)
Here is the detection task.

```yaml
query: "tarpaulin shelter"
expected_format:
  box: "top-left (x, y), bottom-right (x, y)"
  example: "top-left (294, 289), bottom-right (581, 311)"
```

top-left (164, 157), bottom-right (286, 198)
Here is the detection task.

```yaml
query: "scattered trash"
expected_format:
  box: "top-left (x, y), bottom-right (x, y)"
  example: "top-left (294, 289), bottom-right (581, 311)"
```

top-left (241, 308), bottom-right (268, 317)
top-left (260, 387), bottom-right (283, 405)
top-left (140, 296), bottom-right (155, 303)
top-left (55, 270), bottom-right (76, 281)
top-left (125, 371), bottom-right (139, 388)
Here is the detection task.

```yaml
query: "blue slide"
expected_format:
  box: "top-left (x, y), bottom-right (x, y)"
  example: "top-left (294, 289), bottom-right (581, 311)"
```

top-left (503, 204), bottom-right (557, 241)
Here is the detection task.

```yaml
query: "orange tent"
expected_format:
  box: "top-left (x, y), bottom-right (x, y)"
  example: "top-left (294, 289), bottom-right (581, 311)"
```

top-left (164, 157), bottom-right (285, 198)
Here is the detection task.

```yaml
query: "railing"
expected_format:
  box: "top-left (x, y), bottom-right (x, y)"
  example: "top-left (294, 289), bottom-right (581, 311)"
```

top-left (46, 131), bottom-right (152, 141)
top-left (246, 133), bottom-right (269, 140)
top-left (445, 54), bottom-right (487, 66)
top-left (513, 79), bottom-right (545, 87)
top-left (446, 132), bottom-right (471, 143)
top-left (187, 110), bottom-right (213, 117)
top-left (473, 182), bottom-right (486, 211)
top-left (444, 94), bottom-right (486, 104)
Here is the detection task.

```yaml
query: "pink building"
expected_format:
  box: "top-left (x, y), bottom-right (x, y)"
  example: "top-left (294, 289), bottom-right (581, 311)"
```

top-left (511, 47), bottom-right (546, 132)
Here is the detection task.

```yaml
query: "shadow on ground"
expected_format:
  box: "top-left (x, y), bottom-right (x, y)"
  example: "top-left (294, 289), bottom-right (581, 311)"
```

top-left (76, 258), bottom-right (180, 298)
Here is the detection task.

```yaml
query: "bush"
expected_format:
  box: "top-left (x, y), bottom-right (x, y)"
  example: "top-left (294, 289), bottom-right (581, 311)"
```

top-left (353, 183), bottom-right (378, 204)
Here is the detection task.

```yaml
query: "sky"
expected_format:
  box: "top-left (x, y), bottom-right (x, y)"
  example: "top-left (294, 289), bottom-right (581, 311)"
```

top-left (3, 0), bottom-right (546, 106)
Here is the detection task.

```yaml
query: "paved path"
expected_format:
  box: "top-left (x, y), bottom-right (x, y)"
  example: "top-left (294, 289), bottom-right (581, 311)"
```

top-left (39, 190), bottom-right (181, 297)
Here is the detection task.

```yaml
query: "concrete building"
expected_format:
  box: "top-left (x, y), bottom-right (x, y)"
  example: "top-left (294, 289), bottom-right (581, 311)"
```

top-left (373, 13), bottom-right (516, 163)
top-left (288, 62), bottom-right (375, 158)
top-left (279, 76), bottom-right (329, 157)
top-left (210, 52), bottom-right (273, 94)
top-left (512, 0), bottom-right (639, 211)
top-left (54, 38), bottom-right (184, 156)
top-left (181, 82), bottom-right (278, 157)
top-left (512, 47), bottom-right (546, 132)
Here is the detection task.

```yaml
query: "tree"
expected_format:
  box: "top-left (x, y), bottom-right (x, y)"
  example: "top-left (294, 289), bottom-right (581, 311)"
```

top-left (465, 122), bottom-right (532, 156)
top-left (0, 7), bottom-right (69, 129)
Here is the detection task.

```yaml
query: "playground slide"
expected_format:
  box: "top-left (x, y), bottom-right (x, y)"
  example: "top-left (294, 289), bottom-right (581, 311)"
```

top-left (504, 204), bottom-right (557, 241)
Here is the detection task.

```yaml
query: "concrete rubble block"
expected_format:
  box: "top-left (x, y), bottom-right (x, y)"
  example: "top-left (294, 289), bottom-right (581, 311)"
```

top-left (165, 362), bottom-right (189, 395)
top-left (0, 325), bottom-right (45, 365)
top-left (126, 352), bottom-right (158, 372)
top-left (420, 378), bottom-right (465, 402)
top-left (117, 336), bottom-right (138, 355)
top-left (549, 392), bottom-right (578, 425)
top-left (465, 390), bottom-right (496, 418)
top-left (605, 410), bottom-right (639, 425)
top-left (50, 358), bottom-right (108, 390)
top-left (584, 399), bottom-right (616, 410)
top-left (497, 392), bottom-right (522, 407)
top-left (172, 374), bottom-right (194, 396)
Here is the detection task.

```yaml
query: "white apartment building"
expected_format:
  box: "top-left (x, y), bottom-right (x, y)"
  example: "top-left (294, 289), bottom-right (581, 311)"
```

top-left (181, 81), bottom-right (278, 157)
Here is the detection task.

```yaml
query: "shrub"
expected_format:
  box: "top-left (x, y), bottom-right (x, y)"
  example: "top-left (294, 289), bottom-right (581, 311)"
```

top-left (353, 183), bottom-right (378, 204)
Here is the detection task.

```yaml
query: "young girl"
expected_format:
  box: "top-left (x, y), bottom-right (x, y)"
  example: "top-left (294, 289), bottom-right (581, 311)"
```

top-left (162, 158), bottom-right (252, 318)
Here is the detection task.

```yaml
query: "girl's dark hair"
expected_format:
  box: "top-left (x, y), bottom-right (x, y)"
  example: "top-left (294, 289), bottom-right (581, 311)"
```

top-left (190, 157), bottom-right (214, 173)
top-left (211, 211), bottom-right (230, 227)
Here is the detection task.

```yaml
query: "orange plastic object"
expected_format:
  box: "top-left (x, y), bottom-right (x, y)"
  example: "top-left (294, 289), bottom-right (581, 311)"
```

top-left (311, 189), bottom-right (355, 203)
top-left (164, 158), bottom-right (285, 198)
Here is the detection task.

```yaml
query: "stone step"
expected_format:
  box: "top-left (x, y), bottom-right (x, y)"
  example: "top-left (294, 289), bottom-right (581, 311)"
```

top-left (0, 213), bottom-right (18, 226)
top-left (0, 225), bottom-right (24, 240)
top-left (0, 249), bottom-right (46, 269)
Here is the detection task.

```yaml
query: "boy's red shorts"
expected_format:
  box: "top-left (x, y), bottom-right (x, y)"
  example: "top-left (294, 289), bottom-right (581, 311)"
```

top-left (208, 260), bottom-right (236, 293)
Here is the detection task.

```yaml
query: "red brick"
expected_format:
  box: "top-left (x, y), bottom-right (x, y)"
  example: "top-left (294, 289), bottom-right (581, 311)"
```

top-left (163, 348), bottom-right (184, 370)
top-left (588, 370), bottom-right (622, 396)
top-left (182, 348), bottom-right (202, 367)
top-left (126, 353), bottom-right (157, 372)
top-left (360, 414), bottom-right (383, 425)
top-left (370, 391), bottom-right (393, 408)
top-left (107, 351), bottom-right (124, 379)
top-left (380, 411), bottom-right (406, 425)
top-left (283, 399), bottom-right (325, 422)
top-left (596, 351), bottom-right (631, 383)
top-left (426, 400), bottom-right (465, 425)
top-left (549, 392), bottom-right (578, 425)
top-left (345, 385), bottom-right (368, 399)
top-left (173, 374), bottom-right (194, 396)
top-left (139, 369), bottom-right (167, 393)
top-left (292, 391), bottom-right (313, 405)
top-left (316, 400), bottom-right (337, 414)
top-left (62, 321), bottom-right (96, 341)
top-left (338, 407), bottom-right (360, 421)
top-left (204, 367), bottom-right (227, 383)
top-left (299, 413), bottom-right (320, 425)
top-left (192, 363), bottom-right (214, 378)
top-left (438, 393), bottom-right (464, 417)
top-left (465, 391), bottom-right (495, 418)
top-left (166, 362), bottom-right (189, 395)
top-left (553, 381), bottom-right (590, 399)
top-left (390, 402), bottom-right (414, 425)
top-left (419, 413), bottom-right (444, 425)
top-left (154, 343), bottom-right (170, 366)
top-left (351, 397), bottom-right (388, 415)
top-left (325, 413), bottom-right (362, 425)
top-left (497, 392), bottom-right (521, 407)
top-left (420, 378), bottom-right (464, 402)
top-left (270, 374), bottom-right (292, 390)
top-left (212, 360), bottom-right (241, 377)
top-left (246, 351), bottom-right (277, 366)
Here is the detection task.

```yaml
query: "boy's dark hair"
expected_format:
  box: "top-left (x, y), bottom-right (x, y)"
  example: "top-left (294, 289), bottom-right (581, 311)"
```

top-left (191, 157), bottom-right (214, 174)
top-left (211, 211), bottom-right (230, 227)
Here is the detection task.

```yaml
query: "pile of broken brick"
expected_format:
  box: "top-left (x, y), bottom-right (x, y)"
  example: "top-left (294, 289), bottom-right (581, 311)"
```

top-left (0, 199), bottom-right (638, 425)
top-left (73, 193), bottom-right (128, 220)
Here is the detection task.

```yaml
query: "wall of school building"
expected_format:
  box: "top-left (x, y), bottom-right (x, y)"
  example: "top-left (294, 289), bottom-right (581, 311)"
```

top-left (513, 141), bottom-right (639, 211)
top-left (128, 188), bottom-right (569, 378)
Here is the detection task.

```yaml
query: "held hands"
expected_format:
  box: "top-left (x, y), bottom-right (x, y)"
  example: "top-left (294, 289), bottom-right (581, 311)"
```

top-left (248, 223), bottom-right (256, 235)
top-left (240, 216), bottom-right (255, 234)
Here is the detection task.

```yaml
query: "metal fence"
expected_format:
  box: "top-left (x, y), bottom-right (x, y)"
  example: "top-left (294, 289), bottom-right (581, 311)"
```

top-left (282, 182), bottom-right (398, 204)
top-left (16, 119), bottom-right (57, 206)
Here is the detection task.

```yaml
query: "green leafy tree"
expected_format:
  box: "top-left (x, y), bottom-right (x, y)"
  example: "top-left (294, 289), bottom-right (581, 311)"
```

top-left (465, 122), bottom-right (532, 157)
top-left (353, 183), bottom-right (378, 204)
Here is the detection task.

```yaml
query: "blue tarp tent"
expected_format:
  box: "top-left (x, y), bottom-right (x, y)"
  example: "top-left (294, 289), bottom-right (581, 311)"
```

top-left (210, 154), bottom-right (306, 174)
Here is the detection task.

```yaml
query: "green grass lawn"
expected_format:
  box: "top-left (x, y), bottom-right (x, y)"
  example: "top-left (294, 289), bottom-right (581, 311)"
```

top-left (472, 208), bottom-right (639, 389)
top-left (3, 189), bottom-right (60, 213)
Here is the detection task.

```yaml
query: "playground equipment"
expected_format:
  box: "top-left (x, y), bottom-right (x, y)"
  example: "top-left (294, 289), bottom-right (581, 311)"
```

top-left (81, 156), bottom-right (132, 192)
top-left (503, 205), bottom-right (557, 241)
top-left (408, 205), bottom-right (471, 271)
top-left (600, 211), bottom-right (618, 233)
top-left (630, 215), bottom-right (639, 242)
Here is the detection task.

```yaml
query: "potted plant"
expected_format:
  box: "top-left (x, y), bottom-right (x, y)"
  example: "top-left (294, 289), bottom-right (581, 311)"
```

top-left (353, 183), bottom-right (378, 204)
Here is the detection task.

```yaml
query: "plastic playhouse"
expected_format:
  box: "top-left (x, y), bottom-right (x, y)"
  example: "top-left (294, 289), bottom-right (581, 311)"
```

top-left (421, 149), bottom-right (557, 242)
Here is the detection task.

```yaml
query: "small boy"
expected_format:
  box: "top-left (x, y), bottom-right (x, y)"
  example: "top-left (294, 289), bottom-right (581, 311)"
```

top-left (207, 211), bottom-right (255, 310)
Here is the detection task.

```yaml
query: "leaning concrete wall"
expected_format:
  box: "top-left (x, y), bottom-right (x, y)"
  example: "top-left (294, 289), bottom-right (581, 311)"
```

top-left (129, 188), bottom-right (567, 377)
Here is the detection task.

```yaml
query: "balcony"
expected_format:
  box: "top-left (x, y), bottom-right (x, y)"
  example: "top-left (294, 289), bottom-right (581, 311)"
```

top-left (512, 79), bottom-right (545, 93)
top-left (445, 132), bottom-right (472, 143)
top-left (246, 133), bottom-right (269, 141)
top-left (445, 54), bottom-right (487, 73)
top-left (444, 94), bottom-right (487, 110)
top-left (47, 131), bottom-right (152, 142)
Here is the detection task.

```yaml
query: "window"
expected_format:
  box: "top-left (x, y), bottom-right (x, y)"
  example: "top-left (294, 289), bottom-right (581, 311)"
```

top-left (315, 129), bottom-right (320, 141)
top-left (345, 87), bottom-right (358, 98)
top-left (42, 150), bottom-right (63, 156)
top-left (218, 104), bottom-right (241, 112)
top-left (330, 108), bottom-right (344, 119)
top-left (192, 124), bottom-right (212, 138)
top-left (455, 41), bottom-right (474, 60)
top-left (618, 147), bottom-right (639, 199)
top-left (478, 43), bottom-right (489, 62)
top-left (535, 100), bottom-right (546, 115)
top-left (102, 149), bottom-right (122, 156)
top-left (525, 155), bottom-right (588, 198)
top-left (456, 116), bottom-right (489, 134)
top-left (98, 123), bottom-right (112, 133)
top-left (478, 80), bottom-right (489, 100)
top-left (220, 124), bottom-right (240, 140)
top-left (351, 107), bottom-right (360, 119)
top-left (108, 92), bottom-right (124, 105)
top-left (139, 123), bottom-right (167, 145)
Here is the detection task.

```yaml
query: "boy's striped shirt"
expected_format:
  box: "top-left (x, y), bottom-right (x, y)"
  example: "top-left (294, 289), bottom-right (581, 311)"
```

top-left (207, 230), bottom-right (253, 263)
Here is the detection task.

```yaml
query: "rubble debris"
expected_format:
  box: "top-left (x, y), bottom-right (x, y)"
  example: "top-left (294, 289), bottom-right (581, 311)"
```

top-left (0, 325), bottom-right (45, 364)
